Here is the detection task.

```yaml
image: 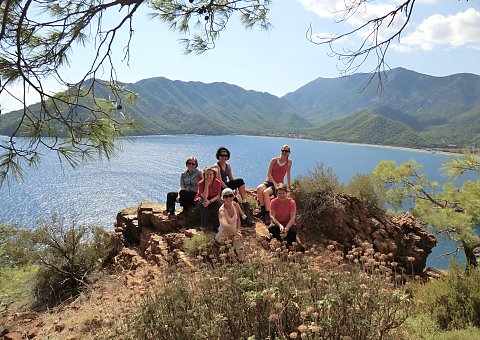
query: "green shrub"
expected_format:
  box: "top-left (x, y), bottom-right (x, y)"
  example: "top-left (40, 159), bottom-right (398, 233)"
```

top-left (123, 244), bottom-right (412, 339)
top-left (292, 163), bottom-right (344, 198)
top-left (183, 232), bottom-right (216, 257)
top-left (1, 216), bottom-right (114, 307)
top-left (291, 163), bottom-right (344, 226)
top-left (414, 264), bottom-right (480, 330)
top-left (398, 313), bottom-right (480, 340)
top-left (0, 265), bottom-right (38, 313)
top-left (345, 172), bottom-right (386, 212)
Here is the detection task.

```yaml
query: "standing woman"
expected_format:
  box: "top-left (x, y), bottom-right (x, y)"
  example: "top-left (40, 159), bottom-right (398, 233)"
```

top-left (215, 188), bottom-right (245, 261)
top-left (256, 145), bottom-right (292, 224)
top-left (195, 167), bottom-right (223, 229)
top-left (166, 156), bottom-right (202, 217)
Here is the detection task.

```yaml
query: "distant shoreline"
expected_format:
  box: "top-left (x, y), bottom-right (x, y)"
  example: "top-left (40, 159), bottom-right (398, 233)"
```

top-left (2, 133), bottom-right (464, 157)
top-left (239, 133), bottom-right (463, 157)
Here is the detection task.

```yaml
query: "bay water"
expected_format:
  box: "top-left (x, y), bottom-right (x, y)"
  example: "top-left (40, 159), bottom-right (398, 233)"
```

top-left (0, 135), bottom-right (471, 268)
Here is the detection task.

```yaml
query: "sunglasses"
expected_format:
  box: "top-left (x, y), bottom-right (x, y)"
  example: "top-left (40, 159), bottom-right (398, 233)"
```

top-left (187, 162), bottom-right (196, 166)
top-left (281, 149), bottom-right (290, 153)
top-left (219, 154), bottom-right (228, 158)
top-left (223, 194), bottom-right (234, 199)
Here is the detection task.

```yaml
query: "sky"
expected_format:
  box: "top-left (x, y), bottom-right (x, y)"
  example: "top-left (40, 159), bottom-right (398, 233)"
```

top-left (1, 0), bottom-right (480, 113)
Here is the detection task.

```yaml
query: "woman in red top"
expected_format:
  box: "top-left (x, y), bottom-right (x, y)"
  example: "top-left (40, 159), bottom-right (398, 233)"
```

top-left (196, 167), bottom-right (223, 229)
top-left (268, 183), bottom-right (297, 246)
top-left (256, 145), bottom-right (292, 224)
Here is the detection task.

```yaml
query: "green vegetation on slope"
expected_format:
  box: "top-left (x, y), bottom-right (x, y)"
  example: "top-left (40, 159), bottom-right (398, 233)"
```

top-left (308, 110), bottom-right (436, 148)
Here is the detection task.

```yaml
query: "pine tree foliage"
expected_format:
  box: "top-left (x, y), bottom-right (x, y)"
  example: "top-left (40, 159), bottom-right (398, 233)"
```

top-left (0, 0), bottom-right (271, 188)
top-left (373, 153), bottom-right (480, 267)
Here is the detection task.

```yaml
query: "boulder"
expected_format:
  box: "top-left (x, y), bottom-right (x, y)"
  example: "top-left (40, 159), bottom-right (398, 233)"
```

top-left (297, 192), bottom-right (436, 274)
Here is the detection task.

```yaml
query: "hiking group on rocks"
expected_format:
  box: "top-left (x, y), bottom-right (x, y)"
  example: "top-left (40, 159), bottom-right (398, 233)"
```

top-left (165, 145), bottom-right (296, 251)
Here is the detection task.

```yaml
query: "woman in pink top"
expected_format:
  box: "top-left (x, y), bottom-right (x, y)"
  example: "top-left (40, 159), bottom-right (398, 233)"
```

top-left (267, 183), bottom-right (297, 246)
top-left (255, 145), bottom-right (292, 224)
top-left (195, 167), bottom-right (223, 229)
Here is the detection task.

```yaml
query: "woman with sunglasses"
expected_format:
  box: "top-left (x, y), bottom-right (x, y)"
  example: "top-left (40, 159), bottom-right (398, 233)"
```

top-left (267, 183), bottom-right (297, 247)
top-left (213, 146), bottom-right (254, 227)
top-left (215, 188), bottom-right (245, 261)
top-left (213, 147), bottom-right (248, 205)
top-left (256, 145), bottom-right (292, 224)
top-left (195, 166), bottom-right (223, 229)
top-left (166, 156), bottom-right (202, 218)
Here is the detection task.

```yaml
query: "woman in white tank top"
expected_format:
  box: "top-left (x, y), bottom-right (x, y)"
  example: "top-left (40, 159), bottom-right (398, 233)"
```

top-left (216, 188), bottom-right (245, 261)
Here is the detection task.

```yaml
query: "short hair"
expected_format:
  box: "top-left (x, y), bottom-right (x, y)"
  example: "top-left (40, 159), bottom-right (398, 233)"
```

top-left (185, 156), bottom-right (198, 168)
top-left (275, 183), bottom-right (288, 193)
top-left (203, 166), bottom-right (217, 179)
top-left (216, 146), bottom-right (230, 160)
top-left (221, 188), bottom-right (234, 197)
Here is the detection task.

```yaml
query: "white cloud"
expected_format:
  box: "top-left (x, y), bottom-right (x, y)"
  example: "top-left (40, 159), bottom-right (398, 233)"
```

top-left (393, 8), bottom-right (480, 52)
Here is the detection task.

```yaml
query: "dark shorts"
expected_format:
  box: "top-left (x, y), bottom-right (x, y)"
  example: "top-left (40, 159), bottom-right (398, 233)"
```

top-left (261, 181), bottom-right (275, 194)
top-left (226, 178), bottom-right (245, 190)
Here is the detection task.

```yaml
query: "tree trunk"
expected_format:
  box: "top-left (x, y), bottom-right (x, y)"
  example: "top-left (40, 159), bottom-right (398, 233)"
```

top-left (462, 240), bottom-right (478, 268)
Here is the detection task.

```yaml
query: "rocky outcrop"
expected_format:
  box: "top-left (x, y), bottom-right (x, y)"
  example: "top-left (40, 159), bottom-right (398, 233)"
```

top-left (112, 191), bottom-right (436, 275)
top-left (296, 192), bottom-right (436, 274)
top-left (112, 202), bottom-right (202, 271)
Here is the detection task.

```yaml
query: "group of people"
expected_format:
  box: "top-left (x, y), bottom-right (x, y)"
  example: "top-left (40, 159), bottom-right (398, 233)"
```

top-left (165, 145), bottom-right (297, 253)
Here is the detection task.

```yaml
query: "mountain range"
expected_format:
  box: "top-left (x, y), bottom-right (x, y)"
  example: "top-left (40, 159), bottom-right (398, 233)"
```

top-left (1, 67), bottom-right (479, 150)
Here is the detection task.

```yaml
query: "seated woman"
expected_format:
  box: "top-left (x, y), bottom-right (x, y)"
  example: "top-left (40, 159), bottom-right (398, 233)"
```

top-left (256, 145), bottom-right (292, 224)
top-left (195, 166), bottom-right (223, 229)
top-left (215, 188), bottom-right (245, 261)
top-left (213, 147), bottom-right (249, 206)
top-left (213, 146), bottom-right (254, 226)
top-left (166, 156), bottom-right (202, 217)
top-left (267, 183), bottom-right (297, 246)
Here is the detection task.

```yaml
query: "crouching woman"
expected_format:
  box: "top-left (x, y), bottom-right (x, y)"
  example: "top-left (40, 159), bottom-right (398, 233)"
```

top-left (215, 188), bottom-right (245, 261)
top-left (268, 183), bottom-right (297, 246)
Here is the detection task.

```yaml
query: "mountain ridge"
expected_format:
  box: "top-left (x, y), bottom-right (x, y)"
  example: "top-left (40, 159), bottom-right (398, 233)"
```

top-left (1, 67), bottom-right (479, 150)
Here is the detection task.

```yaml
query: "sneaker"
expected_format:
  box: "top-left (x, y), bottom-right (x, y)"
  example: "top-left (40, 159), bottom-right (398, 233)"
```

top-left (242, 216), bottom-right (255, 227)
top-left (254, 208), bottom-right (265, 218)
top-left (263, 214), bottom-right (271, 225)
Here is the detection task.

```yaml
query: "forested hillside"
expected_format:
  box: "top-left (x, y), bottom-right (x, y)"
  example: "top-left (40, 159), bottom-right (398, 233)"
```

top-left (1, 68), bottom-right (479, 150)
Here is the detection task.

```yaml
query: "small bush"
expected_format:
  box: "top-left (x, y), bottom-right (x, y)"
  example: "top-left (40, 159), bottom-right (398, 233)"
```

top-left (0, 265), bottom-right (38, 313)
top-left (292, 163), bottom-right (344, 199)
top-left (183, 232), bottom-right (215, 257)
top-left (2, 216), bottom-right (114, 307)
top-left (414, 264), bottom-right (480, 330)
top-left (345, 172), bottom-right (386, 212)
top-left (292, 163), bottom-right (344, 226)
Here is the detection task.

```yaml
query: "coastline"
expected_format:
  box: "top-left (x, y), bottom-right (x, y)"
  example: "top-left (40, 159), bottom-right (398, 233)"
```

top-left (151, 133), bottom-right (464, 157)
top-left (2, 132), bottom-right (464, 156)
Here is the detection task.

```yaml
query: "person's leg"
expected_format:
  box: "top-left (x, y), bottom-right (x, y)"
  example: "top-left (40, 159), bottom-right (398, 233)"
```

top-left (255, 183), bottom-right (267, 217)
top-left (286, 225), bottom-right (297, 246)
top-left (166, 192), bottom-right (177, 215)
top-left (209, 200), bottom-right (222, 229)
top-left (263, 187), bottom-right (273, 224)
top-left (180, 190), bottom-right (196, 211)
top-left (229, 178), bottom-right (247, 203)
top-left (268, 223), bottom-right (281, 241)
top-left (256, 183), bottom-right (266, 206)
top-left (199, 204), bottom-right (208, 228)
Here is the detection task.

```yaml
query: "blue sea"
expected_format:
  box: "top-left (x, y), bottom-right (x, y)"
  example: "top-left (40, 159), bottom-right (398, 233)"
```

top-left (0, 135), bottom-right (474, 268)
